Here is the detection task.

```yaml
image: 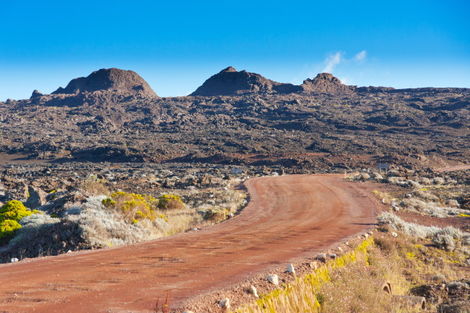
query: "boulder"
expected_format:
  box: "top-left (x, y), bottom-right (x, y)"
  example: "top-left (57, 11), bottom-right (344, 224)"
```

top-left (266, 274), bottom-right (279, 285)
top-left (219, 298), bottom-right (230, 309)
top-left (286, 263), bottom-right (296, 275)
top-left (249, 285), bottom-right (259, 298)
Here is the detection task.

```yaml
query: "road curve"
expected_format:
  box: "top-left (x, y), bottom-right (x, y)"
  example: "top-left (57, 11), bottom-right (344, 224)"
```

top-left (0, 175), bottom-right (378, 313)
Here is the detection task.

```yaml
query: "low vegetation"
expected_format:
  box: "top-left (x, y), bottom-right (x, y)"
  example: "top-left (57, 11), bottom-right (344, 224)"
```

top-left (0, 200), bottom-right (38, 242)
top-left (236, 230), bottom-right (468, 313)
top-left (378, 212), bottom-right (467, 250)
top-left (157, 194), bottom-right (185, 210)
top-left (350, 169), bottom-right (469, 220)
top-left (102, 191), bottom-right (167, 224)
top-left (0, 173), bottom-right (247, 262)
top-left (233, 169), bottom-right (469, 313)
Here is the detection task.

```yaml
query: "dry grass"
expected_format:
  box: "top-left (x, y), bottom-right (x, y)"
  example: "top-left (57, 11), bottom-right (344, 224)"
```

top-left (235, 233), bottom-right (468, 313)
top-left (164, 209), bottom-right (202, 236)
top-left (372, 189), bottom-right (395, 205)
top-left (80, 176), bottom-right (110, 196)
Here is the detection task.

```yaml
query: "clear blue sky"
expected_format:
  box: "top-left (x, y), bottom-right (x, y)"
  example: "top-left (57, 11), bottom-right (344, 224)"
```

top-left (1, 0), bottom-right (469, 100)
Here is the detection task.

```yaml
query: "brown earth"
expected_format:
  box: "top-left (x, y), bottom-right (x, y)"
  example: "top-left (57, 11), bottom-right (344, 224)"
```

top-left (434, 164), bottom-right (470, 173)
top-left (1, 81), bottom-right (468, 169)
top-left (0, 174), bottom-right (379, 313)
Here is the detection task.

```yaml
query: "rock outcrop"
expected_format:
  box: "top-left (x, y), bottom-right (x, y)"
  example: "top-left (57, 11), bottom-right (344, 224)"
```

top-left (301, 73), bottom-right (355, 94)
top-left (30, 90), bottom-right (43, 99)
top-left (52, 68), bottom-right (157, 97)
top-left (190, 66), bottom-right (300, 96)
top-left (190, 68), bottom-right (365, 96)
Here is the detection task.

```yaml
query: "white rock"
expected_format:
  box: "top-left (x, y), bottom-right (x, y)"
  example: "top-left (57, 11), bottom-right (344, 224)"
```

top-left (374, 173), bottom-right (384, 180)
top-left (10, 258), bottom-right (19, 263)
top-left (316, 253), bottom-right (327, 262)
top-left (286, 263), bottom-right (295, 275)
top-left (391, 232), bottom-right (398, 238)
top-left (249, 285), bottom-right (259, 298)
top-left (219, 298), bottom-right (230, 309)
top-left (328, 253), bottom-right (337, 259)
top-left (266, 274), bottom-right (279, 285)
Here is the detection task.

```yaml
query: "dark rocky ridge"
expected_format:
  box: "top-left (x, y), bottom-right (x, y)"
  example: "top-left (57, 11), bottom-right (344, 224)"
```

top-left (190, 67), bottom-right (383, 96)
top-left (191, 66), bottom-right (301, 96)
top-left (0, 67), bottom-right (468, 170)
top-left (23, 67), bottom-right (393, 106)
top-left (0, 86), bottom-right (468, 170)
top-left (52, 68), bottom-right (157, 97)
top-left (301, 73), bottom-right (356, 94)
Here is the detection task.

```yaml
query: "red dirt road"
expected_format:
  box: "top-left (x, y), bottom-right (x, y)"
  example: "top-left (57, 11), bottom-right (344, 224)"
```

top-left (434, 164), bottom-right (470, 172)
top-left (0, 175), bottom-right (378, 313)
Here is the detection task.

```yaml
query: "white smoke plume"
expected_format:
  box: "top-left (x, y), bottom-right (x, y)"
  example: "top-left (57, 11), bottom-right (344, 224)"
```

top-left (322, 52), bottom-right (343, 73)
top-left (354, 50), bottom-right (367, 62)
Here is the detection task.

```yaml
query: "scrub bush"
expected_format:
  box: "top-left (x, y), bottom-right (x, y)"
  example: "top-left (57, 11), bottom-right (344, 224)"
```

top-left (0, 219), bottom-right (21, 241)
top-left (0, 200), bottom-right (39, 243)
top-left (157, 194), bottom-right (185, 210)
top-left (0, 200), bottom-right (36, 221)
top-left (102, 192), bottom-right (166, 223)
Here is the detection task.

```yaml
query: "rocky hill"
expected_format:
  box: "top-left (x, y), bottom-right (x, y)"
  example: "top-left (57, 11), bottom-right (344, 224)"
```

top-left (191, 67), bottom-right (301, 96)
top-left (0, 71), bottom-right (468, 170)
top-left (190, 68), bottom-right (381, 96)
top-left (52, 68), bottom-right (157, 97)
top-left (301, 73), bottom-right (355, 94)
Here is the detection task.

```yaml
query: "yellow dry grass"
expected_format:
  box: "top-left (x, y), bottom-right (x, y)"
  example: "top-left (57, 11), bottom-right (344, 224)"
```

top-left (235, 233), bottom-right (467, 313)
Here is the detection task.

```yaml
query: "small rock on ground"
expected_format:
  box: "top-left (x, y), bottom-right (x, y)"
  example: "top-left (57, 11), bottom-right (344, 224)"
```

top-left (266, 274), bottom-right (279, 285)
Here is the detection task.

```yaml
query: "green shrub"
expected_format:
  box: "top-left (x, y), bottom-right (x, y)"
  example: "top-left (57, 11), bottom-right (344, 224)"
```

top-left (0, 219), bottom-right (22, 240)
top-left (102, 191), bottom-right (167, 223)
top-left (0, 200), bottom-right (38, 243)
top-left (0, 200), bottom-right (35, 222)
top-left (157, 194), bottom-right (185, 210)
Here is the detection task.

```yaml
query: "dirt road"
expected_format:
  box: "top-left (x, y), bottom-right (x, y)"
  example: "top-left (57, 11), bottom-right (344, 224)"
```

top-left (0, 175), bottom-right (378, 313)
top-left (434, 164), bottom-right (470, 172)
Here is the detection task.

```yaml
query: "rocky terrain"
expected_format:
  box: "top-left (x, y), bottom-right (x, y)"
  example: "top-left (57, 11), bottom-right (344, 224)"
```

top-left (0, 67), bottom-right (468, 172)
top-left (191, 66), bottom-right (301, 96)
top-left (0, 67), bottom-right (468, 312)
top-left (52, 68), bottom-right (157, 97)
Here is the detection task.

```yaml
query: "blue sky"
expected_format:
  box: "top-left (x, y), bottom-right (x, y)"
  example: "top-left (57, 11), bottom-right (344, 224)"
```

top-left (1, 0), bottom-right (469, 100)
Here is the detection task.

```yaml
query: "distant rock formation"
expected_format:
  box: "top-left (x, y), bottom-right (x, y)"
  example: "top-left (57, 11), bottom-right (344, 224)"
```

top-left (52, 68), bottom-right (157, 97)
top-left (30, 90), bottom-right (43, 99)
top-left (190, 67), bottom-right (301, 96)
top-left (356, 86), bottom-right (395, 93)
top-left (301, 73), bottom-right (355, 94)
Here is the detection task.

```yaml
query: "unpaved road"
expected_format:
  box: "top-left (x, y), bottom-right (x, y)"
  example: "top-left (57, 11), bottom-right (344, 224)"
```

top-left (0, 175), bottom-right (378, 313)
top-left (435, 164), bottom-right (470, 172)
